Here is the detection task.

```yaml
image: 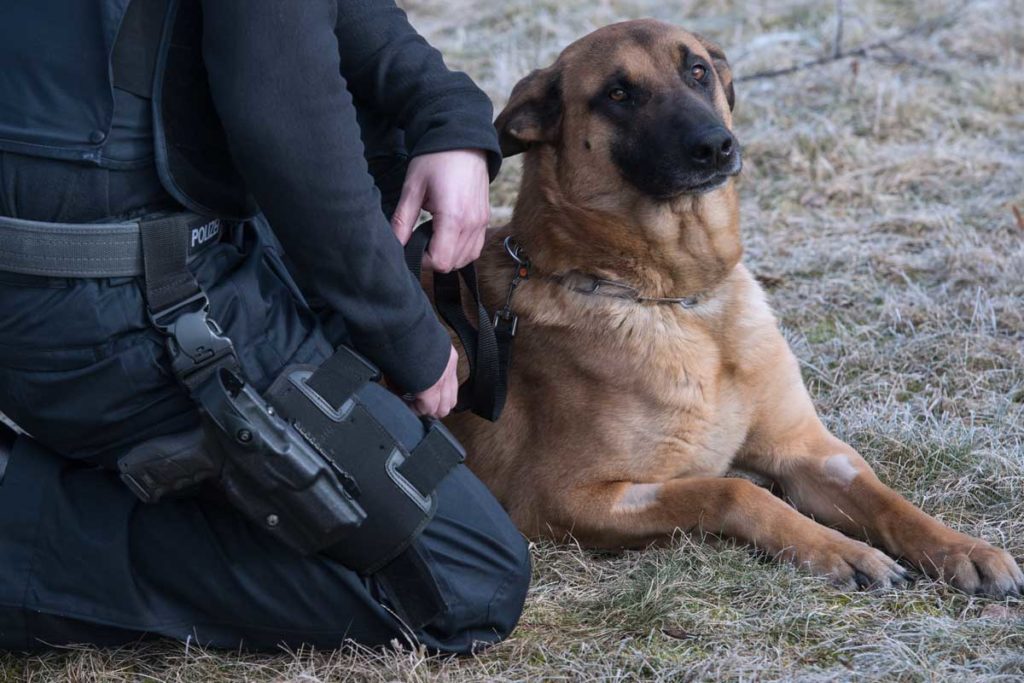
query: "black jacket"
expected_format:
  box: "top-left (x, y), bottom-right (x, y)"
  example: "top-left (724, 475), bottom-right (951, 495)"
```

top-left (0, 0), bottom-right (501, 393)
top-left (199, 0), bottom-right (501, 393)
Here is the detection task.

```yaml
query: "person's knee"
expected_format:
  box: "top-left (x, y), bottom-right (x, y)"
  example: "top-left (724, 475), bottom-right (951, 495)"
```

top-left (420, 530), bottom-right (530, 654)
top-left (483, 530), bottom-right (532, 641)
top-left (412, 466), bottom-right (532, 653)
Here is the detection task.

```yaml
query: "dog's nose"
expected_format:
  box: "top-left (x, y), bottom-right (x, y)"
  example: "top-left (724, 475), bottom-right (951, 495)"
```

top-left (689, 127), bottom-right (735, 170)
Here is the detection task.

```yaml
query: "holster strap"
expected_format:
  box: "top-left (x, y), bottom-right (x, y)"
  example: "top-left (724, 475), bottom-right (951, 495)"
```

top-left (399, 424), bottom-right (463, 501)
top-left (139, 214), bottom-right (204, 313)
top-left (304, 344), bottom-right (381, 409)
top-left (375, 544), bottom-right (448, 631)
top-left (137, 214), bottom-right (240, 390)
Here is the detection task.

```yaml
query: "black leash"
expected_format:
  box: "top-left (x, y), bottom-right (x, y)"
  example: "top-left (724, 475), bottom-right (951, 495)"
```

top-left (404, 221), bottom-right (511, 422)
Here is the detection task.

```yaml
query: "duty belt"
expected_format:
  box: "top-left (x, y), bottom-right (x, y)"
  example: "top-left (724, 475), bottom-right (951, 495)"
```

top-left (0, 213), bottom-right (226, 278)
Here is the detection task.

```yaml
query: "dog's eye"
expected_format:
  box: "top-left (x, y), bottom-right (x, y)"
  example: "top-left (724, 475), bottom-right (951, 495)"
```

top-left (691, 64), bottom-right (708, 81)
top-left (608, 87), bottom-right (629, 102)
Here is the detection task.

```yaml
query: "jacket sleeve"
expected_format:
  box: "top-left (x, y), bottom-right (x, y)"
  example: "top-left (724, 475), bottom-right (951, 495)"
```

top-left (199, 0), bottom-right (450, 393)
top-left (334, 0), bottom-right (502, 179)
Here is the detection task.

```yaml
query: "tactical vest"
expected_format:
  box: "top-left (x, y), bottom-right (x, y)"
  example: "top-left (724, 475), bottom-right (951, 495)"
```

top-left (0, 0), bottom-right (258, 220)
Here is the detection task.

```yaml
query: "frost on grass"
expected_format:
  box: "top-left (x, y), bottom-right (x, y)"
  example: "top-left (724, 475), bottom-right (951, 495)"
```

top-left (7, 0), bottom-right (1023, 681)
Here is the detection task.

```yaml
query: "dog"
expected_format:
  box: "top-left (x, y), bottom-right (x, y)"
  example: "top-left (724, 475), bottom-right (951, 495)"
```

top-left (443, 19), bottom-right (1024, 596)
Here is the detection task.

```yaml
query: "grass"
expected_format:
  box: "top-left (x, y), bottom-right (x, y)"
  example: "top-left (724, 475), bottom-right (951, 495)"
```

top-left (8, 0), bottom-right (1024, 679)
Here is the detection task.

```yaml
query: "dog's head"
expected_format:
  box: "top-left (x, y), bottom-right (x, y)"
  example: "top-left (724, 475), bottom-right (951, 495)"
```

top-left (496, 20), bottom-right (739, 204)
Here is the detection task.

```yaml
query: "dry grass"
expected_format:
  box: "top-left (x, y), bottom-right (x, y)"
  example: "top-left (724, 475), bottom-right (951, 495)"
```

top-left (7, 0), bottom-right (1024, 680)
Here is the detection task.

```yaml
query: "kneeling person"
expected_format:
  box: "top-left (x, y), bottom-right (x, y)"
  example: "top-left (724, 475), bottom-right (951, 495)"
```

top-left (0, 0), bottom-right (528, 653)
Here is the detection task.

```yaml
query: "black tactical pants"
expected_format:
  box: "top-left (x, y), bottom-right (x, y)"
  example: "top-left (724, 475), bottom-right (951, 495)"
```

top-left (0, 412), bottom-right (529, 652)
top-left (0, 153), bottom-right (530, 653)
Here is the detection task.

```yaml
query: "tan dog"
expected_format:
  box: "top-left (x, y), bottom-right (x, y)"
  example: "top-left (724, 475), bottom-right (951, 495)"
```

top-left (445, 19), bottom-right (1023, 596)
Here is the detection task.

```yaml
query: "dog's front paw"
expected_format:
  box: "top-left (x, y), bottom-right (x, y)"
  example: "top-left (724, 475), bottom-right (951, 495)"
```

top-left (788, 530), bottom-right (909, 590)
top-left (912, 534), bottom-right (1024, 598)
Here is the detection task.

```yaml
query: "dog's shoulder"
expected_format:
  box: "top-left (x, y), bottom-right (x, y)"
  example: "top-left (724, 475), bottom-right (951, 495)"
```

top-left (709, 263), bottom-right (796, 381)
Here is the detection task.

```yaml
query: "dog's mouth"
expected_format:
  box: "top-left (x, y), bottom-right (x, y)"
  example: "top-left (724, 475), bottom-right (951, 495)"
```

top-left (648, 154), bottom-right (743, 201)
top-left (679, 155), bottom-right (743, 196)
top-left (685, 173), bottom-right (730, 195)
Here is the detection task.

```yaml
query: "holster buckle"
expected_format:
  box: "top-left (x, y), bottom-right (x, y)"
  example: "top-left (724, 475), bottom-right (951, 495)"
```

top-left (168, 310), bottom-right (236, 379)
top-left (149, 291), bottom-right (209, 333)
top-left (149, 293), bottom-right (237, 382)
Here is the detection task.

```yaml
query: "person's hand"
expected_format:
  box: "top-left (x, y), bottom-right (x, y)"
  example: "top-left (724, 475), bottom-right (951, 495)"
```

top-left (391, 149), bottom-right (490, 272)
top-left (411, 345), bottom-right (459, 418)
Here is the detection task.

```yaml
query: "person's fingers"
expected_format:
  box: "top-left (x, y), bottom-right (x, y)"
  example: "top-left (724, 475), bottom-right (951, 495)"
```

top-left (467, 222), bottom-right (487, 264)
top-left (421, 249), bottom-right (435, 272)
top-left (448, 346), bottom-right (460, 412)
top-left (438, 349), bottom-right (459, 417)
top-left (450, 238), bottom-right (471, 272)
top-left (447, 374), bottom-right (459, 413)
top-left (413, 390), bottom-right (438, 418)
top-left (450, 204), bottom-right (490, 268)
top-left (427, 213), bottom-right (461, 273)
top-left (431, 391), bottom-right (449, 419)
top-left (440, 369), bottom-right (457, 418)
top-left (391, 180), bottom-right (426, 246)
top-left (452, 225), bottom-right (480, 269)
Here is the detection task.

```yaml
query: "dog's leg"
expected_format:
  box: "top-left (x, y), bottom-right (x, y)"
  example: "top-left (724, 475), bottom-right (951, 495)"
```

top-left (737, 354), bottom-right (1024, 597)
top-left (563, 477), bottom-right (908, 589)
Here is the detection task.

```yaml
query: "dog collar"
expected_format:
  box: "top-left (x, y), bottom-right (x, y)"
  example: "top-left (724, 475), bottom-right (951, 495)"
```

top-left (547, 272), bottom-right (701, 308)
top-left (504, 237), bottom-right (701, 309)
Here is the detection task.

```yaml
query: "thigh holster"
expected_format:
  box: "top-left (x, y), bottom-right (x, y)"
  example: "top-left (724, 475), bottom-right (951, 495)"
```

top-left (261, 348), bottom-right (466, 574)
top-left (165, 345), bottom-right (466, 577)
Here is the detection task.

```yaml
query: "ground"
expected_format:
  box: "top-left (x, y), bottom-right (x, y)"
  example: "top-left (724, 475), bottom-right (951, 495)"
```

top-left (7, 0), bottom-right (1023, 680)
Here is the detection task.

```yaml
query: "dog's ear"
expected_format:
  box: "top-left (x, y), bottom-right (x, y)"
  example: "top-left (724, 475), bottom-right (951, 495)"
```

top-left (494, 66), bottom-right (562, 157)
top-left (694, 35), bottom-right (734, 111)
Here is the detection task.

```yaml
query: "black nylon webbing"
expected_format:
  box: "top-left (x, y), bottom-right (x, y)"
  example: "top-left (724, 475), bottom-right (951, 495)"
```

top-left (375, 545), bottom-right (446, 630)
top-left (404, 222), bottom-right (508, 421)
top-left (139, 215), bottom-right (203, 314)
top-left (398, 423), bottom-right (464, 498)
top-left (305, 348), bottom-right (381, 409)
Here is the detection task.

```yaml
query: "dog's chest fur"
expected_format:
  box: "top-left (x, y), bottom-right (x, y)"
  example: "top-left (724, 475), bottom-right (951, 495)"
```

top-left (456, 262), bottom-right (781, 512)
top-left (552, 268), bottom-right (764, 480)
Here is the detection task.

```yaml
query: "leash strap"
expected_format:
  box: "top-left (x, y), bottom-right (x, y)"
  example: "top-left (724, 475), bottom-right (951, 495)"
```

top-left (404, 222), bottom-right (509, 421)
